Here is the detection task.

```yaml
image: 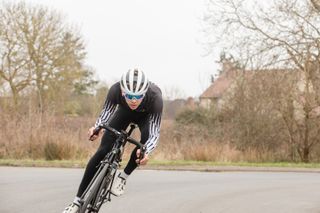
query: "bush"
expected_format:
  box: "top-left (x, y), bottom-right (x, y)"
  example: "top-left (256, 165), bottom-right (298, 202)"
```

top-left (44, 142), bottom-right (62, 160)
top-left (175, 108), bottom-right (210, 126)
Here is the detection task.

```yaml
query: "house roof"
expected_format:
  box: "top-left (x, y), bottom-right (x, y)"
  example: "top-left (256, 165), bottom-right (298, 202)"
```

top-left (200, 60), bottom-right (299, 100)
top-left (200, 60), bottom-right (240, 99)
top-left (200, 74), bottom-right (233, 99)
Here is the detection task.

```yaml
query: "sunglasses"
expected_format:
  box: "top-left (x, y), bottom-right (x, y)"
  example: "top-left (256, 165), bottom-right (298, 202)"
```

top-left (124, 93), bottom-right (144, 100)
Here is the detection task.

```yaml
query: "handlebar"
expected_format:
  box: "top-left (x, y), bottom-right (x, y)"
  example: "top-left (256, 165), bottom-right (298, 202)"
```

top-left (91, 124), bottom-right (146, 162)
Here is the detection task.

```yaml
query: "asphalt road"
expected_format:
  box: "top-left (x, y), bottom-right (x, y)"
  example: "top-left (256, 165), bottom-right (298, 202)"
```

top-left (1, 167), bottom-right (320, 213)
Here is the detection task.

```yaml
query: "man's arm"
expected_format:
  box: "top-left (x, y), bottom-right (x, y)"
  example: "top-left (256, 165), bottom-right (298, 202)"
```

top-left (89, 84), bottom-right (119, 141)
top-left (94, 83), bottom-right (119, 128)
top-left (94, 100), bottom-right (117, 128)
top-left (144, 113), bottom-right (162, 154)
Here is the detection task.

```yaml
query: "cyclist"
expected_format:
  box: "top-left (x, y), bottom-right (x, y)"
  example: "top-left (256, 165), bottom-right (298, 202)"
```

top-left (63, 68), bottom-right (163, 213)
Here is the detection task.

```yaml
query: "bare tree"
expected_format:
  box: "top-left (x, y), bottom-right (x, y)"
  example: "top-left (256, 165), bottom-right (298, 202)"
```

top-left (310, 0), bottom-right (320, 12)
top-left (0, 2), bottom-right (93, 112)
top-left (0, 3), bottom-right (32, 107)
top-left (164, 86), bottom-right (186, 100)
top-left (205, 0), bottom-right (320, 162)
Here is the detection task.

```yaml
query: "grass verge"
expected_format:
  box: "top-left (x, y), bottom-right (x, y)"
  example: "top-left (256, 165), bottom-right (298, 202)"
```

top-left (1, 158), bottom-right (320, 170)
top-left (147, 160), bottom-right (320, 168)
top-left (0, 159), bottom-right (87, 168)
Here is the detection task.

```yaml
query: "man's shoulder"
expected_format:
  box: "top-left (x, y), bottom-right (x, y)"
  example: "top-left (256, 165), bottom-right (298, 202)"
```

top-left (106, 82), bottom-right (122, 103)
top-left (145, 82), bottom-right (163, 113)
top-left (109, 82), bottom-right (121, 94)
top-left (148, 82), bottom-right (162, 97)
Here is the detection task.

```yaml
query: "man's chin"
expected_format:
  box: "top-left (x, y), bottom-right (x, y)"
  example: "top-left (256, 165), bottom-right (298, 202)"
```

top-left (129, 105), bottom-right (138, 110)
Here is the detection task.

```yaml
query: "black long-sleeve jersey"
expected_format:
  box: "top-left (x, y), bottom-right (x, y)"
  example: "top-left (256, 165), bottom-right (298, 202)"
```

top-left (94, 82), bottom-right (163, 154)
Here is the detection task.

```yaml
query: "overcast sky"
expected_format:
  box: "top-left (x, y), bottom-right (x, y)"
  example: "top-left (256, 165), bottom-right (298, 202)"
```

top-left (13, 0), bottom-right (219, 99)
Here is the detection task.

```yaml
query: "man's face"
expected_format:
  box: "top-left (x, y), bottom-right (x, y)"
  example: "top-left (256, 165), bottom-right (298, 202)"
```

top-left (123, 92), bottom-right (144, 110)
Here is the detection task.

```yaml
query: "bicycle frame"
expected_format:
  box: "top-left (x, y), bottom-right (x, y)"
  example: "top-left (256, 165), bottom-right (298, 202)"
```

top-left (78, 124), bottom-right (145, 213)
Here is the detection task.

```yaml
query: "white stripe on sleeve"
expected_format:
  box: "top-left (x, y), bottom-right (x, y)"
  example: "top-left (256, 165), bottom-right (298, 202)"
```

top-left (94, 101), bottom-right (117, 128)
top-left (145, 114), bottom-right (161, 154)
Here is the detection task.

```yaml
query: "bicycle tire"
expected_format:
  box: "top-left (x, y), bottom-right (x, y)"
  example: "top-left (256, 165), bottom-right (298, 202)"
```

top-left (90, 170), bottom-right (115, 212)
top-left (79, 165), bottom-right (109, 213)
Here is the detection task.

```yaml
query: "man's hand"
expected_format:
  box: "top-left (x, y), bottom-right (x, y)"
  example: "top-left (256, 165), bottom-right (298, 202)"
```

top-left (88, 127), bottom-right (104, 141)
top-left (136, 149), bottom-right (149, 165)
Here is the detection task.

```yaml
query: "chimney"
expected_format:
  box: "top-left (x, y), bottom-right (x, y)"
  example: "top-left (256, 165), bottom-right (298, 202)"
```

top-left (222, 59), bottom-right (234, 78)
top-left (210, 75), bottom-right (214, 83)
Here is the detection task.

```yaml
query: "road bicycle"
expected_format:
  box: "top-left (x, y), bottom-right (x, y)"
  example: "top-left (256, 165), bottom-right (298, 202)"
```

top-left (78, 123), bottom-right (145, 213)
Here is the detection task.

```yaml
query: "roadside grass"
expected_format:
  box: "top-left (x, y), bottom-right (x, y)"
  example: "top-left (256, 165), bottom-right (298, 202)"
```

top-left (147, 160), bottom-right (320, 168)
top-left (1, 158), bottom-right (320, 169)
top-left (0, 159), bottom-right (87, 168)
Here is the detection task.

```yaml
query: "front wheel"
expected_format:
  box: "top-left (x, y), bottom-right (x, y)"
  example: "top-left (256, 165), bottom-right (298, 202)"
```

top-left (90, 169), bottom-right (117, 212)
top-left (79, 165), bottom-right (109, 213)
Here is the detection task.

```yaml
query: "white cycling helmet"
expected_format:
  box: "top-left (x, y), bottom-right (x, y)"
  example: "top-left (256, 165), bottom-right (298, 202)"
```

top-left (120, 68), bottom-right (149, 95)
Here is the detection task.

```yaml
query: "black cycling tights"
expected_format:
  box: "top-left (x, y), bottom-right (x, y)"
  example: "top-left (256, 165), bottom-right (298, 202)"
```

top-left (76, 107), bottom-right (150, 197)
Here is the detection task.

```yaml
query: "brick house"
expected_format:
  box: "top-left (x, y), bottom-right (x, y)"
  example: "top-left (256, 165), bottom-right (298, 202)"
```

top-left (199, 59), bottom-right (320, 118)
top-left (199, 60), bottom-right (238, 108)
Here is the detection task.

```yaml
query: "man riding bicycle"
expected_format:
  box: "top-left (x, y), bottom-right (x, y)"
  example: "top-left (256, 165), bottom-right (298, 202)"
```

top-left (63, 68), bottom-right (163, 213)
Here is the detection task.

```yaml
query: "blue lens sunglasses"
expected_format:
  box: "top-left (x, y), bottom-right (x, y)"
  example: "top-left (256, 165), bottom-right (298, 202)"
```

top-left (124, 93), bottom-right (144, 100)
